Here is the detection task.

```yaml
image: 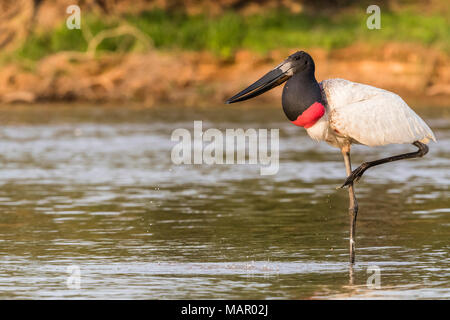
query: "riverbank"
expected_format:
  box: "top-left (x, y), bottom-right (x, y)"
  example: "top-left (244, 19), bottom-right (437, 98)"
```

top-left (1, 43), bottom-right (449, 107)
top-left (0, 4), bottom-right (449, 107)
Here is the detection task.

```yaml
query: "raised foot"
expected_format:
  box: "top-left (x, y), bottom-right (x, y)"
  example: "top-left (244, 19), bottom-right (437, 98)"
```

top-left (340, 164), bottom-right (368, 188)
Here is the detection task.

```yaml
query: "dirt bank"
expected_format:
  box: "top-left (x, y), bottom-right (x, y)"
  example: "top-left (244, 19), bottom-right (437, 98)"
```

top-left (1, 43), bottom-right (449, 107)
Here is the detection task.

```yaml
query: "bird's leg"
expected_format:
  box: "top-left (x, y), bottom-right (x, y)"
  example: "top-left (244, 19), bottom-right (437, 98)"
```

top-left (341, 146), bottom-right (358, 264)
top-left (341, 141), bottom-right (429, 188)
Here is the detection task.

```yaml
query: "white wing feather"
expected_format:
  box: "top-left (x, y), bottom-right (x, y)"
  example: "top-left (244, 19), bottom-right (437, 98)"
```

top-left (322, 79), bottom-right (436, 147)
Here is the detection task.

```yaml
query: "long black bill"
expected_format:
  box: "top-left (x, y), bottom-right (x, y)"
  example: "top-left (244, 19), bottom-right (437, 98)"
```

top-left (225, 65), bottom-right (291, 104)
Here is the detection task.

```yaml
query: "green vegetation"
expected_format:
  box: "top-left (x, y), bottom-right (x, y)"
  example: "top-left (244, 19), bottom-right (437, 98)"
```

top-left (15, 9), bottom-right (450, 60)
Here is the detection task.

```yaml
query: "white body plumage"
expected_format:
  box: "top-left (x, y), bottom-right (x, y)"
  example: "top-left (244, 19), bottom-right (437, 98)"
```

top-left (306, 79), bottom-right (436, 149)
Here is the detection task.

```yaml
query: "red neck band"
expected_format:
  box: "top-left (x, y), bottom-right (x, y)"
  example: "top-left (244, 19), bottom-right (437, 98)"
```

top-left (291, 102), bottom-right (325, 128)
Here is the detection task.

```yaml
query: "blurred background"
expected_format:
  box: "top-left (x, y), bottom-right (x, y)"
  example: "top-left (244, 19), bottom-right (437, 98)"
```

top-left (0, 0), bottom-right (448, 299)
top-left (0, 0), bottom-right (448, 106)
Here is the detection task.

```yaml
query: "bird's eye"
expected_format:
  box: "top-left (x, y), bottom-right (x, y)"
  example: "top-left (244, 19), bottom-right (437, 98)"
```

top-left (304, 61), bottom-right (308, 65)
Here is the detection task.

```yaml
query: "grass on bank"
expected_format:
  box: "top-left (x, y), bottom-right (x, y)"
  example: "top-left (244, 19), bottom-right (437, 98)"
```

top-left (14, 9), bottom-right (450, 61)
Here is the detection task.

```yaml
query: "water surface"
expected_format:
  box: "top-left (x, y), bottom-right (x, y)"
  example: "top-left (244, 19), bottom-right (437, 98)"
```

top-left (0, 104), bottom-right (448, 299)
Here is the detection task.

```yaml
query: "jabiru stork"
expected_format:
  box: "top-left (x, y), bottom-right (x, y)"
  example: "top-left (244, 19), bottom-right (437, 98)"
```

top-left (226, 51), bottom-right (436, 264)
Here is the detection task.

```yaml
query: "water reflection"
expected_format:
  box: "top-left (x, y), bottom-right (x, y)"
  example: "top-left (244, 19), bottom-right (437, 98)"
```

top-left (0, 104), bottom-right (448, 299)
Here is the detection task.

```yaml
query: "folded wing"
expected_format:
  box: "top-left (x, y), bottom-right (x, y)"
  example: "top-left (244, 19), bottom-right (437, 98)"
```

top-left (322, 79), bottom-right (436, 147)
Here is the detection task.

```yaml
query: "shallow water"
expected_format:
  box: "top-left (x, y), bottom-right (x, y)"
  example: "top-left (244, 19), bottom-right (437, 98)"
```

top-left (0, 104), bottom-right (448, 299)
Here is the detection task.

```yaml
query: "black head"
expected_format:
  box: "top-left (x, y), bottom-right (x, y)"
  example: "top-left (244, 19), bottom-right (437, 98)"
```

top-left (285, 51), bottom-right (315, 77)
top-left (225, 51), bottom-right (316, 104)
